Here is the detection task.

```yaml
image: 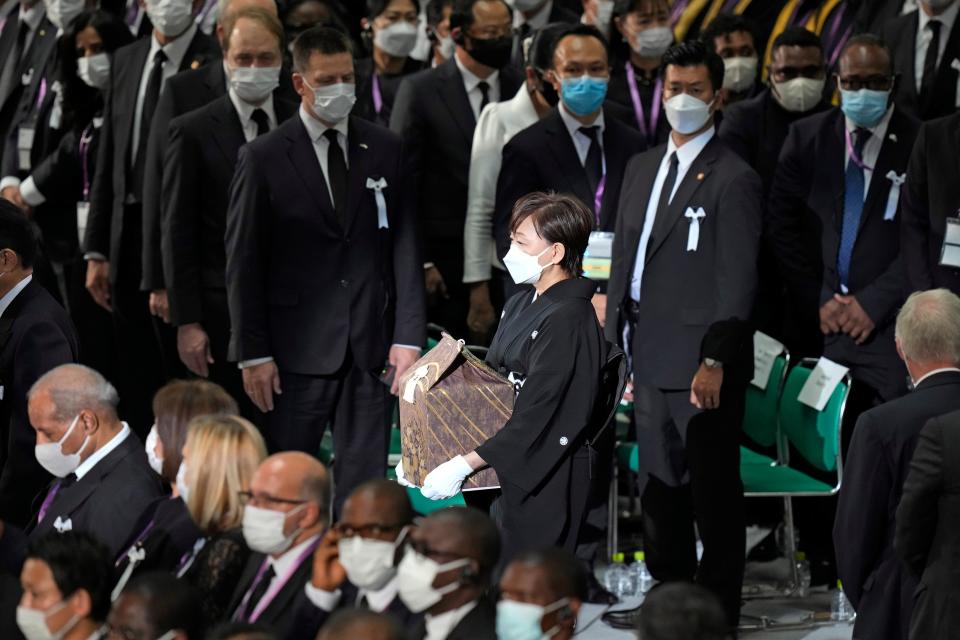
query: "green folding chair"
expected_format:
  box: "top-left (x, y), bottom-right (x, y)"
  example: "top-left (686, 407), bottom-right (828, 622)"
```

top-left (740, 348), bottom-right (790, 469)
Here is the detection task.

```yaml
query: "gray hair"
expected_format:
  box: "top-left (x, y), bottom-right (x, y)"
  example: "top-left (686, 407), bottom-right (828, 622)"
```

top-left (895, 289), bottom-right (960, 365)
top-left (28, 364), bottom-right (120, 421)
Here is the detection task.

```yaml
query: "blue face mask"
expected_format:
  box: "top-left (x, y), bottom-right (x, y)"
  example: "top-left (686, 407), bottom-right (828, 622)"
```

top-left (495, 598), bottom-right (569, 640)
top-left (560, 75), bottom-right (609, 117)
top-left (840, 88), bottom-right (890, 128)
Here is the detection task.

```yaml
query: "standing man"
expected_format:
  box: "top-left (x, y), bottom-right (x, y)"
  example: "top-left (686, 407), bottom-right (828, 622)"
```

top-left (506, 0), bottom-right (579, 69)
top-left (0, 0), bottom-right (52, 162)
top-left (225, 26), bottom-right (425, 511)
top-left (605, 40), bottom-right (761, 627)
top-left (390, 0), bottom-right (522, 339)
top-left (701, 12), bottom-right (760, 108)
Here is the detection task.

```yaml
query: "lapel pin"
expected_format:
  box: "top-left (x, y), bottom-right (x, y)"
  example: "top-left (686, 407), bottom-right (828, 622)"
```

top-left (359, 143), bottom-right (368, 149)
top-left (39, 29), bottom-right (45, 37)
top-left (889, 133), bottom-right (898, 142)
top-left (696, 172), bottom-right (705, 181)
top-left (190, 60), bottom-right (200, 70)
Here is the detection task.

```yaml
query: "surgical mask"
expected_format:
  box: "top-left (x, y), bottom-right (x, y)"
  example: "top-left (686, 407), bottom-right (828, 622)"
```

top-left (43, 0), bottom-right (83, 31)
top-left (374, 21), bottom-right (419, 58)
top-left (242, 503), bottom-right (306, 554)
top-left (593, 0), bottom-right (614, 36)
top-left (496, 598), bottom-right (570, 640)
top-left (503, 244), bottom-right (553, 285)
top-left (772, 76), bottom-right (824, 113)
top-left (630, 26), bottom-right (673, 59)
top-left (146, 0), bottom-right (195, 38)
top-left (840, 88), bottom-right (890, 128)
top-left (229, 65), bottom-right (281, 104)
top-left (396, 548), bottom-right (470, 613)
top-left (467, 35), bottom-right (513, 70)
top-left (722, 56), bottom-right (757, 93)
top-left (35, 415), bottom-right (89, 478)
top-left (338, 533), bottom-right (403, 590)
top-left (664, 92), bottom-right (713, 134)
top-left (304, 80), bottom-right (356, 124)
top-left (175, 461), bottom-right (190, 503)
top-left (145, 425), bottom-right (164, 476)
top-left (560, 74), bottom-right (608, 116)
top-left (77, 53), bottom-right (110, 90)
top-left (438, 35), bottom-right (456, 60)
top-left (16, 601), bottom-right (79, 640)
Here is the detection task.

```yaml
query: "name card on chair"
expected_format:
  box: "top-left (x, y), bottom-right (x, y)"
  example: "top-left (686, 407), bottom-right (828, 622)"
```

top-left (797, 357), bottom-right (849, 412)
top-left (751, 331), bottom-right (784, 390)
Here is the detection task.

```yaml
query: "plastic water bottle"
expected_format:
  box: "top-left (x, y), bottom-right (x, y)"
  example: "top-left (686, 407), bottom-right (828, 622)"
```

top-left (604, 553), bottom-right (628, 597)
top-left (618, 554), bottom-right (638, 597)
top-left (794, 551), bottom-right (811, 597)
top-left (831, 580), bottom-right (855, 622)
top-left (629, 551), bottom-right (654, 595)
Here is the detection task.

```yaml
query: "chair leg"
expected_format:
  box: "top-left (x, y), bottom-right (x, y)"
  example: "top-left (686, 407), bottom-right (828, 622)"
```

top-left (783, 495), bottom-right (800, 594)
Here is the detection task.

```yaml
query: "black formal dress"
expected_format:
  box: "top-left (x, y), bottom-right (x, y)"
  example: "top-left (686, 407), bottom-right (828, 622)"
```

top-left (113, 495), bottom-right (201, 590)
top-left (352, 56), bottom-right (426, 128)
top-left (180, 528), bottom-right (252, 628)
top-left (606, 65), bottom-right (671, 148)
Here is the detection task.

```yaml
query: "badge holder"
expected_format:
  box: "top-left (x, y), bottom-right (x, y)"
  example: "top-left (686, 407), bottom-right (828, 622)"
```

top-left (940, 217), bottom-right (960, 269)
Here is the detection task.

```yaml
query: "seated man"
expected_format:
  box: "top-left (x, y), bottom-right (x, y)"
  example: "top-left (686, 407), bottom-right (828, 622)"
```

top-left (109, 572), bottom-right (205, 640)
top-left (497, 547), bottom-right (587, 640)
top-left (638, 582), bottom-right (730, 640)
top-left (316, 609), bottom-right (404, 640)
top-left (17, 532), bottom-right (112, 640)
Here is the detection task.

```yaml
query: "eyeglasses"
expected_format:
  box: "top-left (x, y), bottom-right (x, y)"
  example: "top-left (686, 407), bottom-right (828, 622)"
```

top-left (238, 491), bottom-right (308, 508)
top-left (837, 75), bottom-right (893, 91)
top-left (405, 539), bottom-right (465, 562)
top-left (333, 522), bottom-right (406, 538)
top-left (770, 65), bottom-right (823, 82)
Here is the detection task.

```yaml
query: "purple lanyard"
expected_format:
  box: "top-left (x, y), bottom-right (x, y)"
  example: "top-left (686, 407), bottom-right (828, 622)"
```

top-left (845, 127), bottom-right (873, 172)
top-left (594, 173), bottom-right (606, 225)
top-left (670, 0), bottom-right (690, 25)
top-left (371, 72), bottom-right (383, 116)
top-left (824, 4), bottom-right (853, 69)
top-left (35, 78), bottom-right (47, 109)
top-left (78, 124), bottom-right (94, 201)
top-left (625, 62), bottom-right (662, 146)
top-left (235, 537), bottom-right (321, 623)
top-left (115, 518), bottom-right (156, 566)
top-left (36, 480), bottom-right (62, 523)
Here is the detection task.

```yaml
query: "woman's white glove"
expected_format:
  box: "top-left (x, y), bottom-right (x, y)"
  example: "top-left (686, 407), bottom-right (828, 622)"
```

top-left (421, 455), bottom-right (473, 500)
top-left (394, 460), bottom-right (415, 488)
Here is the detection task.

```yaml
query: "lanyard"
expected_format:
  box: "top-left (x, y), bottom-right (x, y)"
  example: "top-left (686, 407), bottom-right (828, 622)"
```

top-left (235, 537), bottom-right (321, 623)
top-left (844, 127), bottom-right (874, 172)
top-left (35, 77), bottom-right (47, 109)
top-left (625, 62), bottom-right (662, 146)
top-left (594, 156), bottom-right (607, 226)
top-left (115, 517), bottom-right (155, 566)
top-left (371, 72), bottom-right (383, 116)
top-left (79, 123), bottom-right (95, 201)
top-left (823, 3), bottom-right (853, 69)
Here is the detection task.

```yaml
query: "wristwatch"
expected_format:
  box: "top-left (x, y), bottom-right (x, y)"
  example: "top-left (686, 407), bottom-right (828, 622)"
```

top-left (703, 358), bottom-right (723, 370)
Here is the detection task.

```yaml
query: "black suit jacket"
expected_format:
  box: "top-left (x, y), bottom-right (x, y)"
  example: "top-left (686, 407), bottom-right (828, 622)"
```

top-left (896, 407), bottom-right (960, 640)
top-left (411, 597), bottom-right (497, 640)
top-left (225, 114), bottom-right (426, 373)
top-left (901, 110), bottom-right (960, 294)
top-left (162, 92), bottom-right (297, 327)
top-left (0, 280), bottom-right (77, 526)
top-left (291, 578), bottom-right (420, 638)
top-left (493, 106), bottom-right (646, 261)
top-left (883, 10), bottom-right (960, 121)
top-left (352, 56), bottom-right (426, 127)
top-left (227, 548), bottom-right (313, 639)
top-left (86, 30), bottom-right (219, 283)
top-left (509, 3), bottom-right (580, 68)
top-left (390, 57), bottom-right (523, 266)
top-left (835, 371), bottom-right (960, 640)
top-left (0, 13), bottom-right (56, 163)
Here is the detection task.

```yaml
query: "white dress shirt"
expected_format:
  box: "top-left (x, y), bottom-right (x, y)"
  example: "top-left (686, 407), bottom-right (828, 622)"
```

top-left (424, 599), bottom-right (478, 640)
top-left (304, 574), bottom-right (400, 613)
top-left (630, 126), bottom-right (715, 302)
top-left (228, 87), bottom-right (277, 143)
top-left (914, 367), bottom-right (960, 387)
top-left (558, 102), bottom-right (605, 166)
top-left (455, 54), bottom-right (499, 120)
top-left (0, 273), bottom-right (32, 317)
top-left (299, 104), bottom-right (350, 204)
top-left (463, 86), bottom-right (539, 283)
top-left (843, 105), bottom-right (894, 200)
top-left (131, 24), bottom-right (199, 160)
top-left (74, 422), bottom-right (131, 480)
top-left (914, 1), bottom-right (960, 93)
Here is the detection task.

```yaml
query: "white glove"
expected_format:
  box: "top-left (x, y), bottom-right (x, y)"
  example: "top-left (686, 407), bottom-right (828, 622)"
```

top-left (421, 455), bottom-right (473, 500)
top-left (395, 460), bottom-right (415, 488)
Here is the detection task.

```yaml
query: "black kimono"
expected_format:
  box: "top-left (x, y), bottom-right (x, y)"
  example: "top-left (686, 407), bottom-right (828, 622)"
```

top-left (475, 277), bottom-right (604, 563)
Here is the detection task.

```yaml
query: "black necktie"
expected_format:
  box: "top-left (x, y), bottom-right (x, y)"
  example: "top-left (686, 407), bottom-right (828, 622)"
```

top-left (358, 594), bottom-right (370, 609)
top-left (243, 565), bottom-right (275, 620)
top-left (324, 129), bottom-right (348, 228)
top-left (921, 20), bottom-right (941, 106)
top-left (251, 108), bottom-right (269, 137)
top-left (131, 49), bottom-right (167, 197)
top-left (648, 152), bottom-right (679, 259)
top-left (477, 80), bottom-right (490, 115)
top-left (579, 126), bottom-right (603, 200)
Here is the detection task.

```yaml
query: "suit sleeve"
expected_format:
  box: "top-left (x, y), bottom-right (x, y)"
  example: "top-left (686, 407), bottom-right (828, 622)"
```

top-left (86, 64), bottom-right (116, 257)
top-left (833, 413), bottom-right (890, 609)
top-left (895, 415), bottom-right (944, 577)
top-left (493, 140), bottom-right (540, 261)
top-left (29, 129), bottom-right (81, 199)
top-left (716, 105), bottom-right (753, 165)
top-left (88, 471), bottom-right (162, 556)
top-left (901, 123), bottom-right (934, 292)
top-left (391, 140), bottom-right (427, 348)
top-left (140, 87), bottom-right (175, 291)
top-left (604, 156), bottom-right (637, 343)
top-left (389, 79), bottom-right (430, 265)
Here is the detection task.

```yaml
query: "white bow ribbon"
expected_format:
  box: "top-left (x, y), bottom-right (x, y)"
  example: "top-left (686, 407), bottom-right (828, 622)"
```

top-left (685, 207), bottom-right (706, 251)
top-left (111, 546), bottom-right (147, 601)
top-left (366, 177), bottom-right (389, 229)
top-left (884, 171), bottom-right (906, 221)
top-left (53, 516), bottom-right (72, 533)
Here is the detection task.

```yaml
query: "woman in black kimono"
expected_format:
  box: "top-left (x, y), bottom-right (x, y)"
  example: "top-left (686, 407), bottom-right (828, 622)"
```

top-left (419, 192), bottom-right (606, 562)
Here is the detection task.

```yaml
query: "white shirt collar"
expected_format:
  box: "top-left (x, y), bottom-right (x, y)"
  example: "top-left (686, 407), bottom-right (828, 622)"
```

top-left (844, 105), bottom-right (894, 140)
top-left (914, 367), bottom-right (960, 388)
top-left (424, 599), bottom-right (478, 640)
top-left (147, 22), bottom-right (198, 72)
top-left (228, 87), bottom-right (277, 128)
top-left (558, 101), bottom-right (606, 137)
top-left (0, 273), bottom-right (32, 318)
top-left (513, 0), bottom-right (553, 29)
top-left (919, 1), bottom-right (960, 32)
top-left (74, 422), bottom-right (131, 480)
top-left (666, 125), bottom-right (716, 171)
top-left (358, 575), bottom-right (399, 612)
top-left (269, 533), bottom-right (321, 573)
top-left (298, 104), bottom-right (349, 143)
top-left (454, 53), bottom-right (499, 95)
top-left (19, 3), bottom-right (44, 30)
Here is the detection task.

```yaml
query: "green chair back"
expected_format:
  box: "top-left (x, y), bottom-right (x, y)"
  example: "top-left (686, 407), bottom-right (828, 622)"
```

top-left (742, 354), bottom-right (788, 448)
top-left (778, 361), bottom-right (849, 473)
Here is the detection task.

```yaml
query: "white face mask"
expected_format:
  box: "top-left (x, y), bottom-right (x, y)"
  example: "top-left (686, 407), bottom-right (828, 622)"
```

top-left (43, 0), bottom-right (83, 31)
top-left (722, 56), bottom-right (757, 93)
top-left (303, 80), bottom-right (356, 124)
top-left (145, 424), bottom-right (164, 476)
top-left (502, 244), bottom-right (553, 285)
top-left (77, 53), bottom-right (110, 90)
top-left (146, 0), bottom-right (195, 37)
top-left (35, 415), bottom-right (89, 478)
top-left (337, 532), bottom-right (404, 590)
top-left (229, 65), bottom-right (281, 104)
top-left (395, 548), bottom-right (470, 613)
top-left (664, 92), bottom-right (714, 135)
top-left (16, 601), bottom-right (79, 640)
top-left (242, 503), bottom-right (306, 554)
top-left (438, 35), bottom-right (456, 60)
top-left (495, 598), bottom-right (570, 640)
top-left (772, 76), bottom-right (824, 113)
top-left (175, 461), bottom-right (190, 503)
top-left (631, 26), bottom-right (673, 59)
top-left (374, 21), bottom-right (419, 58)
top-left (593, 0), bottom-right (614, 36)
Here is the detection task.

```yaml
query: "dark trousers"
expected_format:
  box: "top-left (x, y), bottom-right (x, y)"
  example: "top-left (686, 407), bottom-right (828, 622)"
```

top-left (640, 383), bottom-right (746, 628)
top-left (429, 248), bottom-right (469, 341)
top-left (267, 352), bottom-right (391, 516)
top-left (199, 289), bottom-right (261, 425)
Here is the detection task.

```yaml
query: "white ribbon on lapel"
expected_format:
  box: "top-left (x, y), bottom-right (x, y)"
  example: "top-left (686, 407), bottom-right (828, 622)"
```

top-left (53, 516), bottom-right (72, 533)
top-left (684, 207), bottom-right (706, 251)
top-left (111, 546), bottom-right (147, 601)
top-left (884, 171), bottom-right (906, 221)
top-left (366, 177), bottom-right (389, 229)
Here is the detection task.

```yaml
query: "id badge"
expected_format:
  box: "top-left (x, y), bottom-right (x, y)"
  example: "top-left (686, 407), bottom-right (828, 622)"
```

top-left (76, 202), bottom-right (89, 247)
top-left (17, 125), bottom-right (34, 171)
top-left (940, 217), bottom-right (960, 268)
top-left (583, 231), bottom-right (614, 280)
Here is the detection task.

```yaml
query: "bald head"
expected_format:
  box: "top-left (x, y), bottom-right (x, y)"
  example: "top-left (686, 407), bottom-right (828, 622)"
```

top-left (249, 452), bottom-right (331, 547)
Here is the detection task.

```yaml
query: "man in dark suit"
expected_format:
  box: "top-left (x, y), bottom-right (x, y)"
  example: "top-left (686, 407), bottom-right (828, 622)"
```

top-left (508, 0), bottom-right (579, 69)
top-left (605, 41), bottom-right (761, 627)
top-left (162, 7), bottom-right (295, 419)
top-left (225, 26), bottom-right (425, 511)
top-left (228, 452), bottom-right (330, 638)
top-left (0, 0), bottom-right (51, 163)
top-left (390, 0), bottom-right (522, 339)
top-left (701, 12), bottom-right (761, 109)
top-left (882, 0), bottom-right (960, 122)
top-left (769, 35), bottom-right (918, 413)
top-left (0, 199), bottom-right (77, 528)
top-left (498, 547), bottom-right (587, 640)
top-left (84, 0), bottom-right (219, 436)
top-left (835, 289), bottom-right (960, 640)
top-left (901, 109), bottom-right (960, 295)
top-left (493, 23), bottom-right (646, 321)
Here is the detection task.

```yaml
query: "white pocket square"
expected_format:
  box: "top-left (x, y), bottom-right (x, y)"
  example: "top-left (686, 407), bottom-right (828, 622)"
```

top-left (53, 516), bottom-right (72, 533)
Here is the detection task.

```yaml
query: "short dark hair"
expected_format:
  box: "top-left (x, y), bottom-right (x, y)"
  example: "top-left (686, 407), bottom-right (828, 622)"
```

top-left (317, 609), bottom-right (404, 640)
top-left (26, 532), bottom-right (113, 623)
top-left (772, 26), bottom-right (823, 54)
top-left (348, 478), bottom-right (415, 525)
top-left (662, 40), bottom-right (725, 94)
top-left (552, 23), bottom-right (610, 66)
top-left (839, 33), bottom-right (894, 74)
top-left (430, 507), bottom-right (501, 583)
top-left (613, 0), bottom-right (671, 17)
top-left (122, 572), bottom-right (205, 639)
top-left (639, 582), bottom-right (730, 640)
top-left (207, 622), bottom-right (276, 640)
top-left (511, 548), bottom-right (588, 601)
top-left (292, 25), bottom-right (353, 73)
top-left (449, 0), bottom-right (511, 35)
top-left (527, 22), bottom-right (568, 70)
top-left (509, 192), bottom-right (594, 277)
top-left (426, 0), bottom-right (454, 27)
top-left (701, 12), bottom-right (756, 53)
top-left (0, 198), bottom-right (38, 268)
top-left (366, 0), bottom-right (420, 20)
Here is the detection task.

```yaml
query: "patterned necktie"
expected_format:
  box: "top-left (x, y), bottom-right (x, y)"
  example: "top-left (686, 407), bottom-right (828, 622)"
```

top-left (837, 127), bottom-right (870, 291)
